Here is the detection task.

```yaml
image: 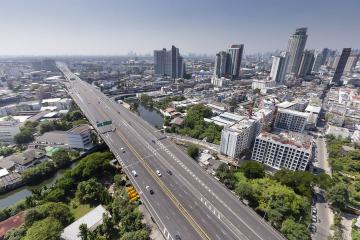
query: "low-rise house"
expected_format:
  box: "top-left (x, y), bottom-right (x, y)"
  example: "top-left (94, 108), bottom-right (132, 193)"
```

top-left (3, 149), bottom-right (47, 172)
top-left (61, 205), bottom-right (110, 240)
top-left (0, 211), bottom-right (26, 240)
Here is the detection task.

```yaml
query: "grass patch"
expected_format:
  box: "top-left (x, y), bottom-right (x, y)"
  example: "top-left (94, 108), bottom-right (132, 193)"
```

top-left (69, 198), bottom-right (94, 220)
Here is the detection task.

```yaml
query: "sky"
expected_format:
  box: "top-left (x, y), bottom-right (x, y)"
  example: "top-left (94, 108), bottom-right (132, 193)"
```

top-left (0, 0), bottom-right (359, 56)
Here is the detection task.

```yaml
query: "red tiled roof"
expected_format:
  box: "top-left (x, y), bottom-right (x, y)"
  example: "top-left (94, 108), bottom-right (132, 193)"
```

top-left (0, 211), bottom-right (26, 237)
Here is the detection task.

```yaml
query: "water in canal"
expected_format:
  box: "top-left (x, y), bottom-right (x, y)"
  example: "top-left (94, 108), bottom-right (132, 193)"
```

top-left (134, 102), bottom-right (164, 128)
top-left (0, 102), bottom-right (164, 209)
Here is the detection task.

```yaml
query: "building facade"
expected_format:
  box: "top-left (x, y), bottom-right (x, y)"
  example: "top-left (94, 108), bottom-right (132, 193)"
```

top-left (0, 119), bottom-right (21, 144)
top-left (298, 50), bottom-right (315, 77)
top-left (286, 28), bottom-right (308, 75)
top-left (252, 131), bottom-right (314, 171)
top-left (274, 108), bottom-right (309, 132)
top-left (214, 44), bottom-right (244, 79)
top-left (332, 48), bottom-right (352, 85)
top-left (270, 52), bottom-right (288, 85)
top-left (344, 54), bottom-right (359, 73)
top-left (154, 45), bottom-right (184, 78)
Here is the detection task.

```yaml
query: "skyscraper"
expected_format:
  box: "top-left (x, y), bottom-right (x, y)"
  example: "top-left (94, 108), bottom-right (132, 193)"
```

top-left (154, 45), bottom-right (184, 78)
top-left (298, 50), bottom-right (315, 77)
top-left (214, 51), bottom-right (230, 77)
top-left (312, 48), bottom-right (329, 72)
top-left (332, 48), bottom-right (352, 85)
top-left (270, 52), bottom-right (289, 85)
top-left (344, 54), bottom-right (359, 73)
top-left (214, 44), bottom-right (244, 79)
top-left (228, 44), bottom-right (244, 79)
top-left (286, 28), bottom-right (308, 75)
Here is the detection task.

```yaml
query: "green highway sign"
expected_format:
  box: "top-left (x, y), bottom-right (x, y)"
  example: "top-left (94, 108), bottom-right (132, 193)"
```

top-left (96, 120), bottom-right (112, 127)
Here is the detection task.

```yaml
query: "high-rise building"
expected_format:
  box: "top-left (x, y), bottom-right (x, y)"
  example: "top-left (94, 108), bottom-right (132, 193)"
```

top-left (312, 48), bottom-right (330, 73)
top-left (269, 52), bottom-right (289, 84)
top-left (251, 131), bottom-right (314, 171)
top-left (298, 50), bottom-right (315, 77)
top-left (274, 108), bottom-right (309, 132)
top-left (332, 48), bottom-right (352, 85)
top-left (214, 44), bottom-right (244, 79)
top-left (214, 51), bottom-right (230, 77)
top-left (228, 44), bottom-right (244, 79)
top-left (154, 45), bottom-right (184, 78)
top-left (344, 54), bottom-right (359, 73)
top-left (286, 28), bottom-right (308, 75)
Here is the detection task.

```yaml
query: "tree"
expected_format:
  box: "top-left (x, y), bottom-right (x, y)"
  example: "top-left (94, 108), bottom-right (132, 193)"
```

top-left (23, 217), bottom-right (63, 240)
top-left (235, 181), bottom-right (255, 202)
top-left (14, 130), bottom-right (34, 144)
top-left (4, 225), bottom-right (26, 240)
top-left (36, 202), bottom-right (73, 226)
top-left (327, 183), bottom-right (349, 209)
top-left (273, 170), bottom-right (315, 198)
top-left (239, 161), bottom-right (265, 179)
top-left (215, 163), bottom-right (237, 190)
top-left (280, 219), bottom-right (310, 240)
top-left (76, 178), bottom-right (107, 205)
top-left (78, 224), bottom-right (89, 240)
top-left (52, 149), bottom-right (71, 167)
top-left (120, 229), bottom-right (149, 240)
top-left (187, 145), bottom-right (199, 159)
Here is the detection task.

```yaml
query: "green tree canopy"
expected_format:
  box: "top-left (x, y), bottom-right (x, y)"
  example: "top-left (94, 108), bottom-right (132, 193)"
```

top-left (51, 149), bottom-right (71, 167)
top-left (239, 161), bottom-right (265, 179)
top-left (280, 219), bottom-right (310, 240)
top-left (327, 183), bottom-right (349, 209)
top-left (14, 130), bottom-right (34, 144)
top-left (23, 217), bottom-right (63, 240)
top-left (187, 145), bottom-right (199, 159)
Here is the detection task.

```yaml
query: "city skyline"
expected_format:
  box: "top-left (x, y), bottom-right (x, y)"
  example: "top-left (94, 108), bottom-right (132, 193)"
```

top-left (0, 0), bottom-right (359, 56)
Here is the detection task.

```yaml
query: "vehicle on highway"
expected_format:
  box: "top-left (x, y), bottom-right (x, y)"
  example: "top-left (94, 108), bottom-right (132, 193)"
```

top-left (312, 208), bottom-right (317, 215)
top-left (310, 224), bottom-right (317, 233)
top-left (175, 235), bottom-right (181, 240)
top-left (166, 170), bottom-right (173, 175)
top-left (121, 147), bottom-right (125, 153)
top-left (156, 170), bottom-right (162, 177)
top-left (152, 139), bottom-right (156, 143)
top-left (131, 170), bottom-right (137, 177)
top-left (145, 185), bottom-right (154, 194)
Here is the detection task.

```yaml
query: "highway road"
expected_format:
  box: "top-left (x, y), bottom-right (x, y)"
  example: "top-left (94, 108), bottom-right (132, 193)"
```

top-left (58, 63), bottom-right (286, 240)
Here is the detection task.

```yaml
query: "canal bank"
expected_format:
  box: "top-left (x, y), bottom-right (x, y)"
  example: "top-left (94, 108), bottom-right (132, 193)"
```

top-left (0, 102), bottom-right (163, 209)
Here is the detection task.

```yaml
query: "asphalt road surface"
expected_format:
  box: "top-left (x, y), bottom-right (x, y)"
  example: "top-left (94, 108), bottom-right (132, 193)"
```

top-left (58, 62), bottom-right (285, 240)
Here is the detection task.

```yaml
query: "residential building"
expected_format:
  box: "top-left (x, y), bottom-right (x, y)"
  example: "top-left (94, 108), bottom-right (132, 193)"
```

top-left (68, 124), bottom-right (92, 146)
top-left (61, 205), bottom-right (110, 240)
top-left (3, 149), bottom-right (47, 172)
top-left (0, 119), bottom-right (21, 144)
top-left (298, 50), bottom-right (315, 77)
top-left (228, 44), bottom-right (244, 79)
top-left (312, 48), bottom-right (330, 72)
top-left (220, 119), bottom-right (256, 159)
top-left (211, 76), bottom-right (231, 87)
top-left (252, 131), bottom-right (314, 171)
top-left (214, 44), bottom-right (244, 79)
top-left (252, 78), bottom-right (276, 93)
top-left (32, 131), bottom-right (88, 149)
top-left (344, 54), bottom-right (359, 73)
top-left (286, 28), bottom-right (308, 75)
top-left (332, 48), bottom-right (352, 85)
top-left (214, 51), bottom-right (230, 77)
top-left (274, 108), bottom-right (309, 132)
top-left (154, 45), bottom-right (184, 78)
top-left (269, 52), bottom-right (288, 84)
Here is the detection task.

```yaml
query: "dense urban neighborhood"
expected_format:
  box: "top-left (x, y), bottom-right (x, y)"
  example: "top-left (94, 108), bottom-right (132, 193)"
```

top-left (0, 2), bottom-right (359, 239)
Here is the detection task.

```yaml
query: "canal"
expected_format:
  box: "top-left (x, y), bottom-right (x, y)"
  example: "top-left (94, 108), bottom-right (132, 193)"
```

top-left (0, 102), bottom-right (164, 209)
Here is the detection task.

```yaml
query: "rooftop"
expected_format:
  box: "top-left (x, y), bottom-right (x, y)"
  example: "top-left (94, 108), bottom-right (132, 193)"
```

top-left (258, 131), bottom-right (313, 150)
top-left (61, 205), bottom-right (109, 240)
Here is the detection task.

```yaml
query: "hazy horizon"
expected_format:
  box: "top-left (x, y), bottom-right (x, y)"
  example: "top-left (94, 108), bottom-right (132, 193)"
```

top-left (0, 0), bottom-right (359, 56)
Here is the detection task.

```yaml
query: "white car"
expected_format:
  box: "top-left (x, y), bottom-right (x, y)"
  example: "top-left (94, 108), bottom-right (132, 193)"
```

top-left (156, 170), bottom-right (162, 177)
top-left (131, 170), bottom-right (137, 177)
top-left (121, 147), bottom-right (125, 153)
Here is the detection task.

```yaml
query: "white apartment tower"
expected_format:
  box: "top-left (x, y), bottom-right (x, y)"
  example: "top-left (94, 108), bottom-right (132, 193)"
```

top-left (252, 131), bottom-right (314, 171)
top-left (270, 52), bottom-right (289, 84)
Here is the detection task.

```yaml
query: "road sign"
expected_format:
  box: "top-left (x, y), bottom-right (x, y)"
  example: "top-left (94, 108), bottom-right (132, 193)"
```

top-left (96, 120), bottom-right (112, 127)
